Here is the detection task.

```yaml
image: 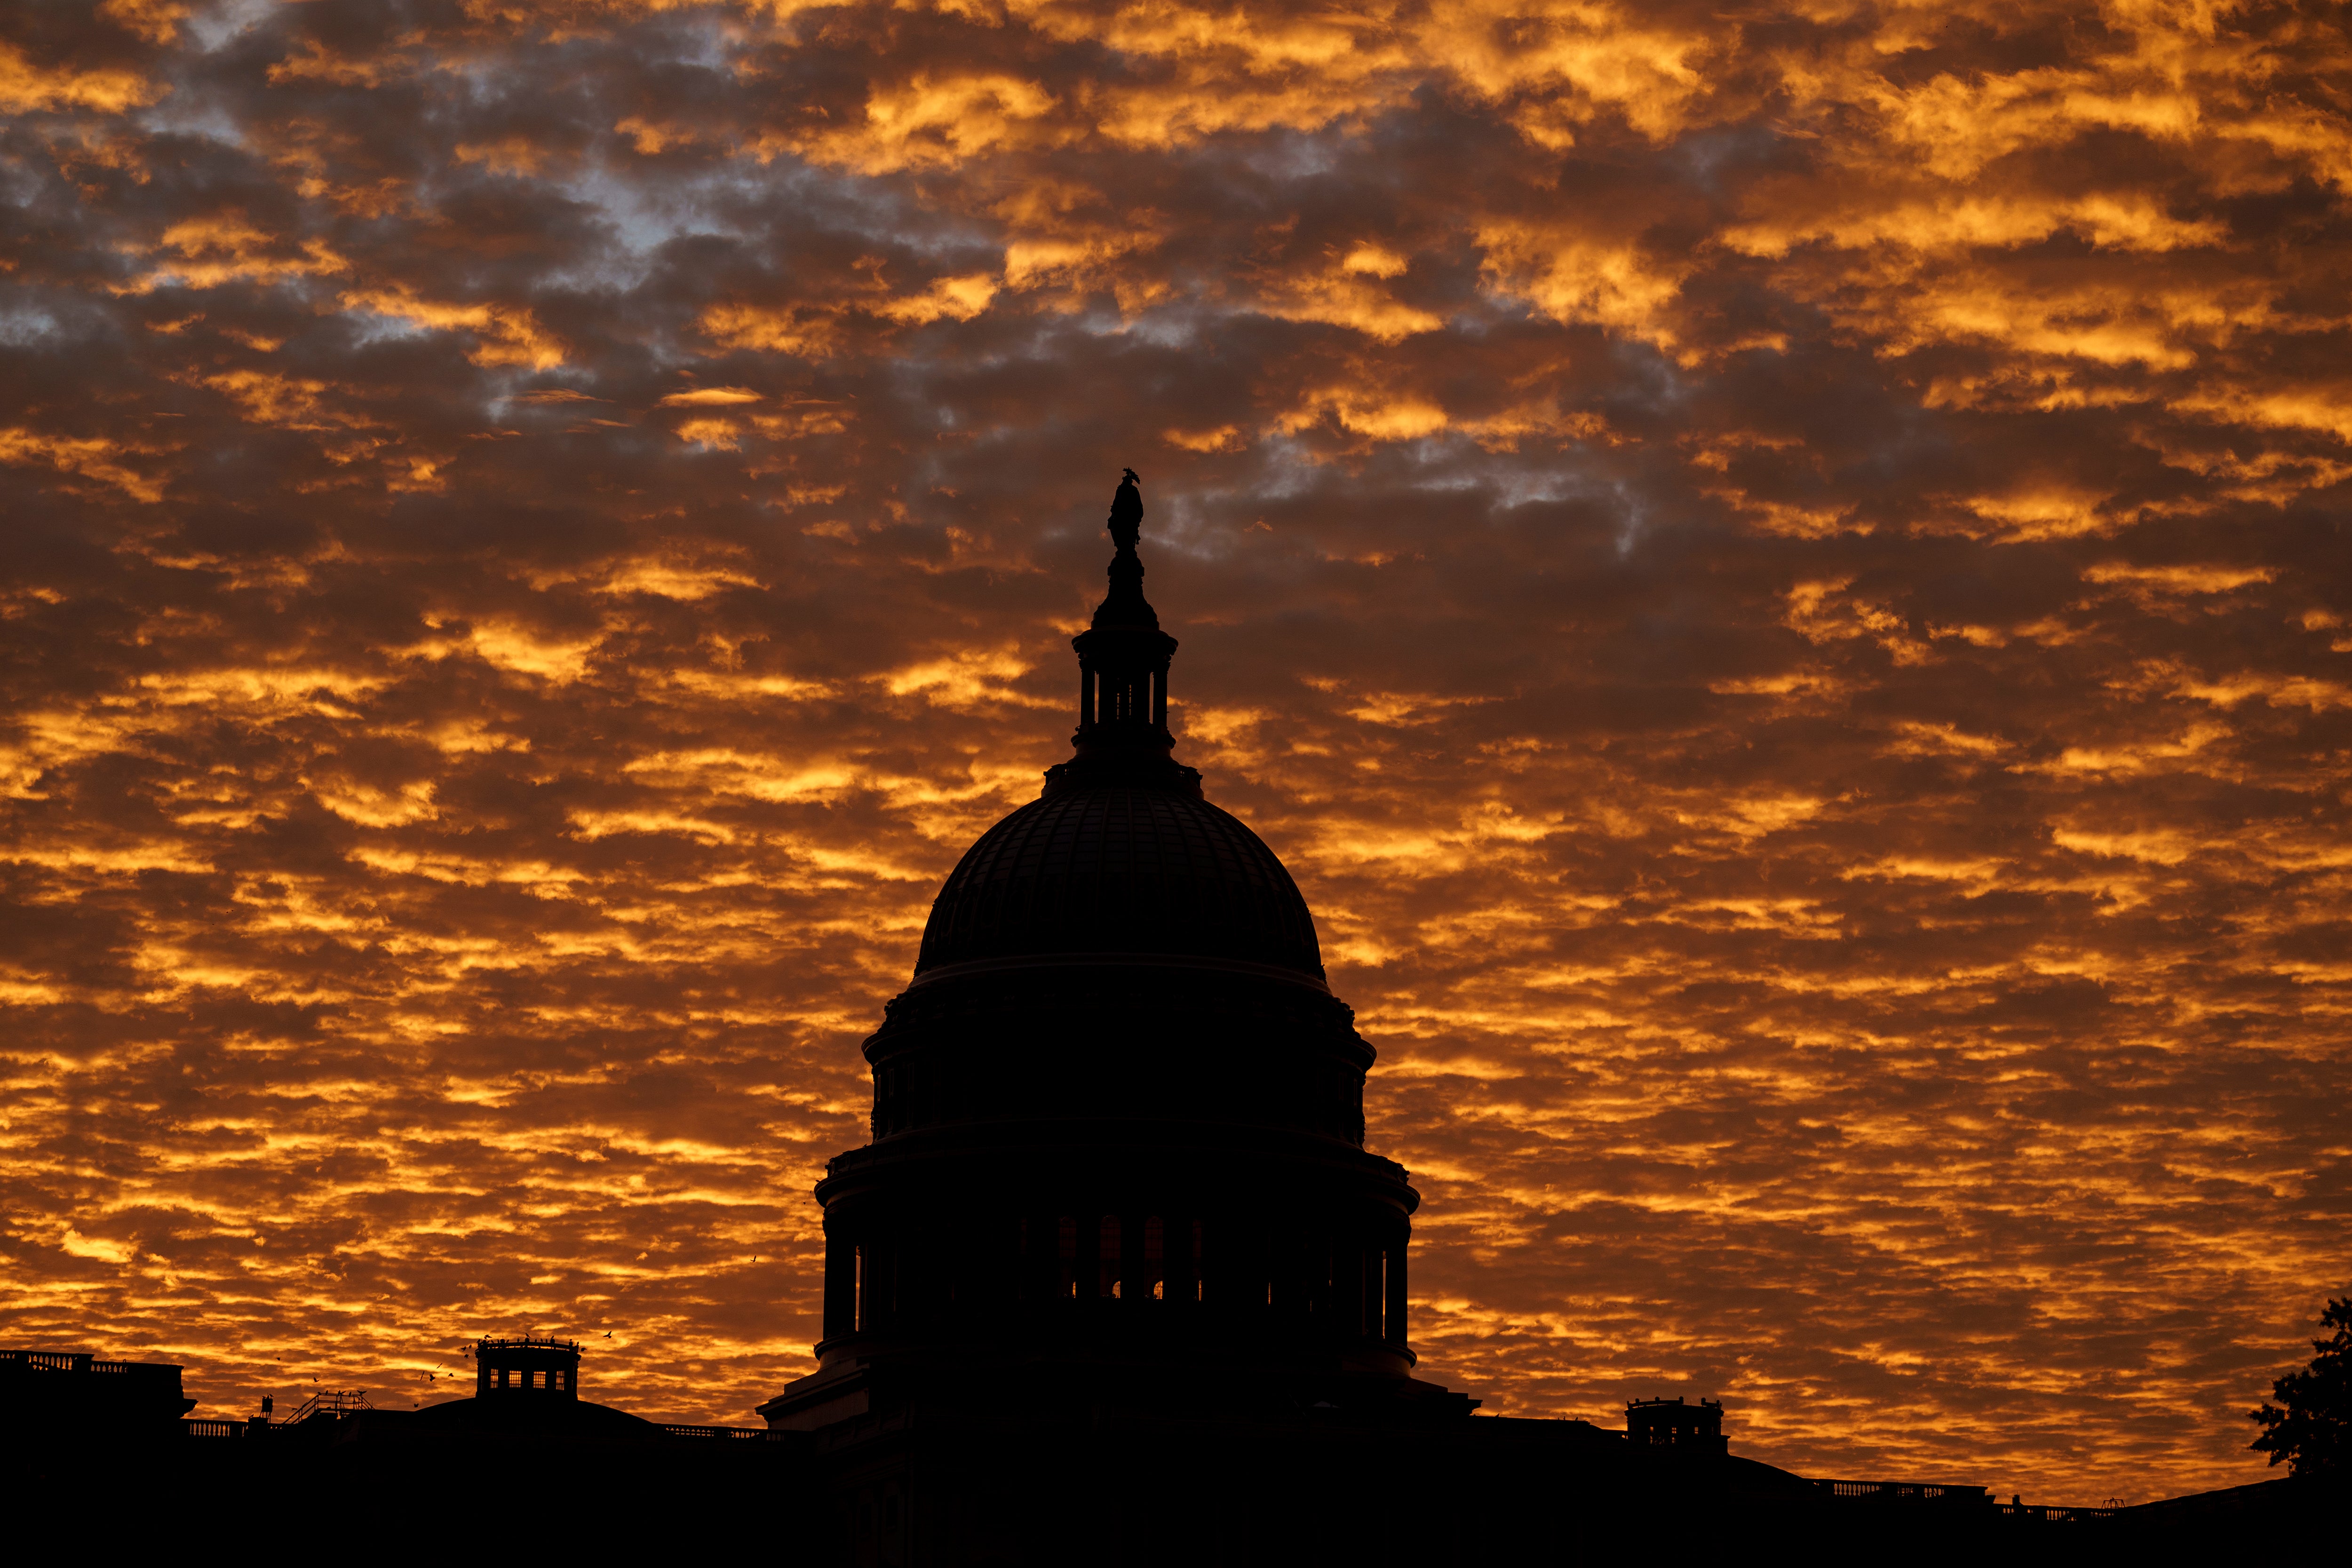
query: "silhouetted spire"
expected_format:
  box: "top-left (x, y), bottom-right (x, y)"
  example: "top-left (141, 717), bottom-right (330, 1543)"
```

top-left (1043, 469), bottom-right (1201, 798)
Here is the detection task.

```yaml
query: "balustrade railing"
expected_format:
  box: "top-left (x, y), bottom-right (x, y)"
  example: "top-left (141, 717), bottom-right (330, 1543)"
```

top-left (186, 1413), bottom-right (783, 1441)
top-left (1991, 1501), bottom-right (2117, 1522)
top-left (1813, 1479), bottom-right (1989, 1503)
top-left (658, 1424), bottom-right (785, 1441)
top-left (1811, 1480), bottom-right (2114, 1521)
top-left (1, 1350), bottom-right (180, 1378)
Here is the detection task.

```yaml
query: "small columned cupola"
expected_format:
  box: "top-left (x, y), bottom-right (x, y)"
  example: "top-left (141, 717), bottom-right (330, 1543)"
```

top-left (1045, 469), bottom-right (1203, 800)
top-left (1627, 1396), bottom-right (1728, 1454)
top-left (474, 1335), bottom-right (580, 1399)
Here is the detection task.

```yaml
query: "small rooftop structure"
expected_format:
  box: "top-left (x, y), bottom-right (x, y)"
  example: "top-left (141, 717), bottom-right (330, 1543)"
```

top-left (0, 1349), bottom-right (197, 1435)
top-left (475, 1335), bottom-right (580, 1399)
top-left (1627, 1396), bottom-right (1728, 1455)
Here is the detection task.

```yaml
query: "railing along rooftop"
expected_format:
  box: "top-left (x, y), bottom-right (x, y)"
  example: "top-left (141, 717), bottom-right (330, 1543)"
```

top-left (1811, 1479), bottom-right (2114, 1521)
top-left (1992, 1501), bottom-right (2117, 1523)
top-left (286, 1389), bottom-right (372, 1424)
top-left (660, 1423), bottom-right (787, 1441)
top-left (187, 1415), bottom-right (789, 1441)
top-left (1, 1350), bottom-right (181, 1378)
top-left (477, 1335), bottom-right (580, 1354)
top-left (1813, 1479), bottom-right (1989, 1504)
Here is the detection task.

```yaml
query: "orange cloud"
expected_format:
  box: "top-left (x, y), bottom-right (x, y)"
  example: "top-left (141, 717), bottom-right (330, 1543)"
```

top-left (340, 287), bottom-right (566, 369)
top-left (0, 427), bottom-right (169, 501)
top-left (0, 40), bottom-right (165, 113)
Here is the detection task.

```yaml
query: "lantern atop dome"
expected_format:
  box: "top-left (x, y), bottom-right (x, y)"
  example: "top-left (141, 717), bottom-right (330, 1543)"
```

top-left (1045, 469), bottom-right (1201, 798)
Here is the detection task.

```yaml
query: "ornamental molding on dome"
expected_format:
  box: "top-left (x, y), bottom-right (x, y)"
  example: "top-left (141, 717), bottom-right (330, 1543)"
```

top-left (902, 949), bottom-right (1334, 995)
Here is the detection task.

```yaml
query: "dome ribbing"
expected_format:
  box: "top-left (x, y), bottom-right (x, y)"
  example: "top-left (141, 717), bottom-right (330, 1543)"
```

top-left (915, 785), bottom-right (1324, 979)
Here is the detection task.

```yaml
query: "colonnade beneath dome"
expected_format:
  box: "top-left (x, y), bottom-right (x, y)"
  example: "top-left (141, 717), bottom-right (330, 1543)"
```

top-left (867, 1042), bottom-right (1368, 1146)
top-left (818, 1201), bottom-right (1412, 1369)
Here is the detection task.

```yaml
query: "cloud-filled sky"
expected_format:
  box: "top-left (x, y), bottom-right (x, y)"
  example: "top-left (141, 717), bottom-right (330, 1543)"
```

top-left (6, 0), bottom-right (2350, 1502)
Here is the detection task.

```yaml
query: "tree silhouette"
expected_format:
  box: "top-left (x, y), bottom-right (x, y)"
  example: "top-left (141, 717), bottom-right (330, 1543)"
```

top-left (2247, 1296), bottom-right (2351, 1480)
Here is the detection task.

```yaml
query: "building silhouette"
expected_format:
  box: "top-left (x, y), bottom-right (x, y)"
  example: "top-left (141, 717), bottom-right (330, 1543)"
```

top-left (760, 467), bottom-right (1462, 1445)
top-left (1, 476), bottom-right (2325, 1557)
top-left (0, 1350), bottom-right (193, 1440)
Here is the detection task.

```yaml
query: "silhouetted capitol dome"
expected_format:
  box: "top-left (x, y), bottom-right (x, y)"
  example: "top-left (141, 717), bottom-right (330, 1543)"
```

top-left (915, 787), bottom-right (1324, 979)
top-left (761, 470), bottom-right (1457, 1435)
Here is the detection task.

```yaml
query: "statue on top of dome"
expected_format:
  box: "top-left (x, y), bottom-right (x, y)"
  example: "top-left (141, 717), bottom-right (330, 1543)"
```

top-left (1108, 468), bottom-right (1142, 553)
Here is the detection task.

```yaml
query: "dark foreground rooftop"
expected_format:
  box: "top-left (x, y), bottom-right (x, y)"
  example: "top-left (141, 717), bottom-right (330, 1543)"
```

top-left (3, 1345), bottom-right (2328, 1562)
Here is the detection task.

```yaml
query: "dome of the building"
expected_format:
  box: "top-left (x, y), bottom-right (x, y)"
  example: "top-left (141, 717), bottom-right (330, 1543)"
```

top-left (914, 784), bottom-right (1324, 979)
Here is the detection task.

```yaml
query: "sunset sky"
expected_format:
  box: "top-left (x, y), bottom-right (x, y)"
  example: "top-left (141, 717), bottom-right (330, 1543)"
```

top-left (6, 0), bottom-right (2350, 1504)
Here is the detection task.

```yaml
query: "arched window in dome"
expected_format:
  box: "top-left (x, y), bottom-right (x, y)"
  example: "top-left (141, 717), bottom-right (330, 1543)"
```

top-left (1144, 1215), bottom-right (1164, 1300)
top-left (1098, 1215), bottom-right (1121, 1298)
top-left (1057, 1216), bottom-right (1076, 1300)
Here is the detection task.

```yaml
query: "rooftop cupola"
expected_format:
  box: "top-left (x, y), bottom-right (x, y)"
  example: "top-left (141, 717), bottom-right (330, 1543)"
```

top-left (475, 1335), bottom-right (580, 1399)
top-left (1045, 469), bottom-right (1202, 799)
